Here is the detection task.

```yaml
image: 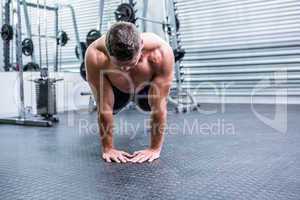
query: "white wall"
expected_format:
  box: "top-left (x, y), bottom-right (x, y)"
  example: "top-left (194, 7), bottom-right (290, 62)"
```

top-left (0, 72), bottom-right (91, 117)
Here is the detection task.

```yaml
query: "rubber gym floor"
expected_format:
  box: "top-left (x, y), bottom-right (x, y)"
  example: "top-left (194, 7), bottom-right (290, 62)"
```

top-left (0, 104), bottom-right (299, 200)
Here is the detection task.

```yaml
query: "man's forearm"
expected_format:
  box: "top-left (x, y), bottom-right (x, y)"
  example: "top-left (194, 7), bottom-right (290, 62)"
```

top-left (150, 110), bottom-right (167, 150)
top-left (98, 113), bottom-right (114, 151)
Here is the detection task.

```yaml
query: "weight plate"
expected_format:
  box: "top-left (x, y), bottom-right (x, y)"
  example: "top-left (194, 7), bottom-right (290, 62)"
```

top-left (57, 31), bottom-right (69, 46)
top-left (22, 38), bottom-right (34, 56)
top-left (86, 29), bottom-right (101, 47)
top-left (1, 24), bottom-right (13, 41)
top-left (115, 3), bottom-right (136, 24)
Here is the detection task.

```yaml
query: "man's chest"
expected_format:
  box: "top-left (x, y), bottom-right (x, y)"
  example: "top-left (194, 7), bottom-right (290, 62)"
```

top-left (107, 62), bottom-right (155, 93)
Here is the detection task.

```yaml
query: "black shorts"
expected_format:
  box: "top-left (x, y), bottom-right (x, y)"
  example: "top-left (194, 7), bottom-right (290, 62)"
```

top-left (111, 84), bottom-right (151, 115)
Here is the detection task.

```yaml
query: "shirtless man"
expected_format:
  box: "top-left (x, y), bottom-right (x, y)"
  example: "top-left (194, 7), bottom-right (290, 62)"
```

top-left (85, 22), bottom-right (174, 163)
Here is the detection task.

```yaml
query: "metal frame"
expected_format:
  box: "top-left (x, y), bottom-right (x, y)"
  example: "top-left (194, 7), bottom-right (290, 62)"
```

top-left (141, 0), bottom-right (148, 32)
top-left (80, 0), bottom-right (105, 113)
top-left (0, 0), bottom-right (52, 127)
top-left (164, 0), bottom-right (200, 112)
top-left (0, 1), bottom-right (84, 125)
top-left (3, 0), bottom-right (11, 71)
top-left (3, 0), bottom-right (59, 71)
top-left (21, 0), bottom-right (36, 63)
top-left (54, 8), bottom-right (59, 71)
top-left (2, 1), bottom-right (83, 71)
top-left (56, 4), bottom-right (83, 64)
top-left (98, 0), bottom-right (105, 33)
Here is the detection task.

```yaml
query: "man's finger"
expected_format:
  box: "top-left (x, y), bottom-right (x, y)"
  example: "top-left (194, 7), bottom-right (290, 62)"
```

top-left (148, 155), bottom-right (158, 162)
top-left (130, 154), bottom-right (142, 163)
top-left (131, 154), bottom-right (145, 163)
top-left (111, 156), bottom-right (121, 163)
top-left (122, 151), bottom-right (134, 158)
top-left (123, 156), bottom-right (131, 162)
top-left (118, 155), bottom-right (127, 163)
top-left (138, 155), bottom-right (151, 163)
top-left (105, 156), bottom-right (112, 163)
top-left (133, 151), bottom-right (142, 156)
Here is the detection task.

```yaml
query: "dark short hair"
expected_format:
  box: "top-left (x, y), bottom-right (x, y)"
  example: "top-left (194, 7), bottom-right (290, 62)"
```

top-left (105, 22), bottom-right (141, 61)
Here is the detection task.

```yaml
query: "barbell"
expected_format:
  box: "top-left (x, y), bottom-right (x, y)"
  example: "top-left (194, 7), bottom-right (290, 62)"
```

top-left (114, 3), bottom-right (180, 31)
top-left (2, 23), bottom-right (69, 47)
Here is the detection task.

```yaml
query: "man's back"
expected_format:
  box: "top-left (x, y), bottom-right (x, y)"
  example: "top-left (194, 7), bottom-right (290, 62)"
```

top-left (85, 32), bottom-right (172, 94)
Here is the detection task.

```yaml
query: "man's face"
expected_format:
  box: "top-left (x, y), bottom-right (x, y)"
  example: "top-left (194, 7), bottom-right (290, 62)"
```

top-left (110, 41), bottom-right (143, 72)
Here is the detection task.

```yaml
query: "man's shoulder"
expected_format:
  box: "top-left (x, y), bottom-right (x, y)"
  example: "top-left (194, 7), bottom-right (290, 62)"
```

top-left (85, 47), bottom-right (109, 71)
top-left (141, 32), bottom-right (167, 45)
top-left (145, 39), bottom-right (173, 76)
top-left (142, 32), bottom-right (172, 54)
top-left (141, 32), bottom-right (160, 39)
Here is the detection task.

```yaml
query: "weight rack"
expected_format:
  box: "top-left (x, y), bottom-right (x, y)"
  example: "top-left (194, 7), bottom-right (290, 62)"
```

top-left (0, 0), bottom-right (52, 126)
top-left (0, 0), bottom-right (83, 127)
top-left (2, 0), bottom-right (84, 72)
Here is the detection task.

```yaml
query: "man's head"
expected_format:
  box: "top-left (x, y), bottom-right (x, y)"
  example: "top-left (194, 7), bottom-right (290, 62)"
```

top-left (105, 22), bottom-right (142, 70)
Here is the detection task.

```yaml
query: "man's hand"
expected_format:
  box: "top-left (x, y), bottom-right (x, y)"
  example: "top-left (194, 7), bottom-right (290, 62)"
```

top-left (102, 148), bottom-right (133, 163)
top-left (130, 148), bottom-right (161, 163)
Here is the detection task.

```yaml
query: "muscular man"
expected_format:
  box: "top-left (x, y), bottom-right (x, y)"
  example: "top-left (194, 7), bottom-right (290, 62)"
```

top-left (85, 22), bottom-right (174, 163)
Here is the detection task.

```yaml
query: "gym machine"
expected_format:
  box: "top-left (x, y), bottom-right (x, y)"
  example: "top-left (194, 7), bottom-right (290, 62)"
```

top-left (1, 0), bottom-right (84, 72)
top-left (0, 0), bottom-right (54, 126)
top-left (0, 0), bottom-right (83, 126)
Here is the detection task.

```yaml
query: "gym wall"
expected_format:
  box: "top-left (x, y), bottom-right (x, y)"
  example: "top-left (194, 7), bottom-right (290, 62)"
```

top-left (176, 0), bottom-right (300, 104)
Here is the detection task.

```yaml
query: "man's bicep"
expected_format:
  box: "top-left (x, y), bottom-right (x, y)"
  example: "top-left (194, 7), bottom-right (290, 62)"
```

top-left (149, 49), bottom-right (174, 109)
top-left (86, 58), bottom-right (100, 103)
top-left (85, 46), bottom-right (107, 82)
top-left (151, 52), bottom-right (174, 99)
top-left (149, 73), bottom-right (173, 113)
top-left (86, 67), bottom-right (114, 113)
top-left (151, 75), bottom-right (172, 97)
top-left (86, 48), bottom-right (99, 82)
top-left (85, 48), bottom-right (111, 100)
